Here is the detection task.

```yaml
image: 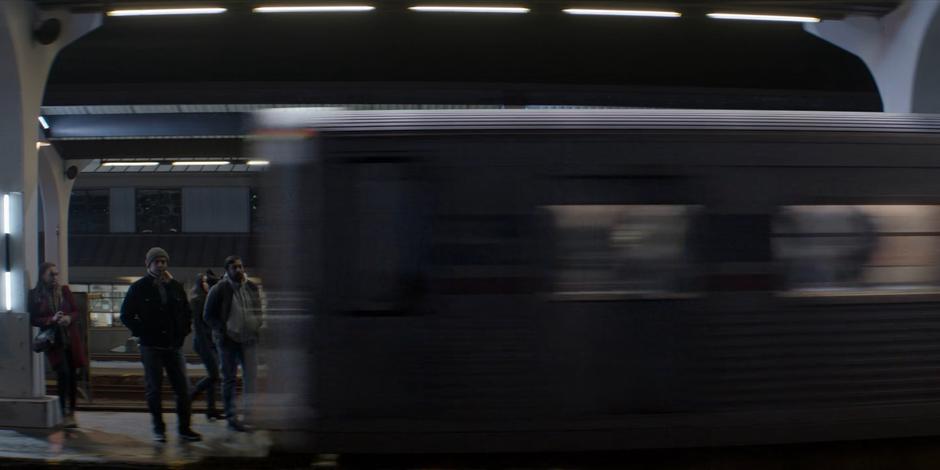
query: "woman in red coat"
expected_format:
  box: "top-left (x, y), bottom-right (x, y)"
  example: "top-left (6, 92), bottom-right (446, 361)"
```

top-left (28, 262), bottom-right (88, 427)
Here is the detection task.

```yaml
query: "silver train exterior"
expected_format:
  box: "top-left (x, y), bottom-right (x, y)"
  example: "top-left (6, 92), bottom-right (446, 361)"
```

top-left (251, 108), bottom-right (940, 453)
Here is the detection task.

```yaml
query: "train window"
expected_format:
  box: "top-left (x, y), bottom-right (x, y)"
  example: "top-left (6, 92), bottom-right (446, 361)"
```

top-left (773, 205), bottom-right (940, 296)
top-left (544, 204), bottom-right (701, 299)
top-left (339, 163), bottom-right (429, 311)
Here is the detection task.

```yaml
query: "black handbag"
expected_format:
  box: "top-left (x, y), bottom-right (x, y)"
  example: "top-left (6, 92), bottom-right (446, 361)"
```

top-left (32, 326), bottom-right (57, 353)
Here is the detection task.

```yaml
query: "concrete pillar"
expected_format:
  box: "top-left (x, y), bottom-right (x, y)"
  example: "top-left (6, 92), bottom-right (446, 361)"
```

top-left (37, 147), bottom-right (77, 284)
top-left (0, 1), bottom-right (100, 428)
top-left (806, 0), bottom-right (940, 113)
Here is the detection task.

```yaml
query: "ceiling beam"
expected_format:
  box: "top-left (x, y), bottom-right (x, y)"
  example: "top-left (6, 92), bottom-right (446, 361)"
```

top-left (52, 138), bottom-right (244, 160)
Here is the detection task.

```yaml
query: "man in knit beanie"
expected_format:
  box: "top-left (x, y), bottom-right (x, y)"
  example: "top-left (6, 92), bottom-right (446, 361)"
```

top-left (145, 247), bottom-right (169, 268)
top-left (120, 247), bottom-right (201, 443)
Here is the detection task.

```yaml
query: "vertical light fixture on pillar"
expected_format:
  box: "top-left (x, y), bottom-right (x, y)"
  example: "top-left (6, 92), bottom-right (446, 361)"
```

top-left (3, 193), bottom-right (11, 311)
top-left (0, 192), bottom-right (19, 313)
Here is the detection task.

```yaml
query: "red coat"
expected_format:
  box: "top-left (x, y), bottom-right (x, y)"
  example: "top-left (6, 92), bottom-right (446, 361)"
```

top-left (28, 285), bottom-right (89, 369)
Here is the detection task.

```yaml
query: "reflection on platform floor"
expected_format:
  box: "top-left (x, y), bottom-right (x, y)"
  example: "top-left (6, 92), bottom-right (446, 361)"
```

top-left (6, 416), bottom-right (940, 469)
top-left (0, 411), bottom-right (270, 467)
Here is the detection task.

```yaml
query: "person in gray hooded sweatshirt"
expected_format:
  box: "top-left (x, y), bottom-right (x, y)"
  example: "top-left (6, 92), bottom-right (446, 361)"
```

top-left (203, 255), bottom-right (263, 432)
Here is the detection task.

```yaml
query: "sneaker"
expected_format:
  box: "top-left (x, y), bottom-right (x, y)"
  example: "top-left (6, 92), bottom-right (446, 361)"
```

top-left (153, 430), bottom-right (167, 443)
top-left (206, 410), bottom-right (225, 421)
top-left (226, 419), bottom-right (249, 433)
top-left (179, 428), bottom-right (203, 442)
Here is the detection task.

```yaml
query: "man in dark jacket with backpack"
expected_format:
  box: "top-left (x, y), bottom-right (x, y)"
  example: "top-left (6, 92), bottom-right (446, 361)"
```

top-left (204, 255), bottom-right (263, 432)
top-left (120, 247), bottom-right (202, 443)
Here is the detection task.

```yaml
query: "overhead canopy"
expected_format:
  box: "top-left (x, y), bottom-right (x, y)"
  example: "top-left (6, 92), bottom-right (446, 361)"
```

top-left (34, 0), bottom-right (899, 164)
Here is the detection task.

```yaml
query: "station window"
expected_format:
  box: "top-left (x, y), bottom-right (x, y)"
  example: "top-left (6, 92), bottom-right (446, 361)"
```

top-left (69, 283), bottom-right (130, 328)
top-left (544, 204), bottom-right (701, 299)
top-left (136, 189), bottom-right (181, 233)
top-left (773, 205), bottom-right (940, 295)
top-left (69, 189), bottom-right (110, 234)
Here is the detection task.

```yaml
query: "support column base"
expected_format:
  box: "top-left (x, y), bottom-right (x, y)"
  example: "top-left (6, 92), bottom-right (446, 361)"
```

top-left (0, 396), bottom-right (61, 428)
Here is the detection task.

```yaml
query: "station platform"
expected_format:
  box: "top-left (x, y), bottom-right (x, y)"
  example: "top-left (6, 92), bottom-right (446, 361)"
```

top-left (6, 409), bottom-right (940, 469)
top-left (7, 416), bottom-right (940, 470)
top-left (0, 411), bottom-right (278, 468)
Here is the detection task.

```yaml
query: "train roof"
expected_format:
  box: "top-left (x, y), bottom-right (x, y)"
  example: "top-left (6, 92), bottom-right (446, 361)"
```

top-left (253, 108), bottom-right (940, 135)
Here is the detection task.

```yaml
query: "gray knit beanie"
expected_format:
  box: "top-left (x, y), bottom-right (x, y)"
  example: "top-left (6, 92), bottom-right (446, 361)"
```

top-left (145, 247), bottom-right (169, 267)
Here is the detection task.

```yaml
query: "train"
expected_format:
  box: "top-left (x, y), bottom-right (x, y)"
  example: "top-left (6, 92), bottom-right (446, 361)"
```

top-left (250, 108), bottom-right (940, 453)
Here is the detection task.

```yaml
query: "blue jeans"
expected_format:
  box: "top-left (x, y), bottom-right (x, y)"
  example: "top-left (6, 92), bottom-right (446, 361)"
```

top-left (140, 346), bottom-right (191, 432)
top-left (192, 334), bottom-right (220, 412)
top-left (217, 337), bottom-right (257, 421)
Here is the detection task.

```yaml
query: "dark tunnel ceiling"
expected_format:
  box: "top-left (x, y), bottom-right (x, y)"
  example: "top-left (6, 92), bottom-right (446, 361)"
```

top-left (41, 0), bottom-right (892, 108)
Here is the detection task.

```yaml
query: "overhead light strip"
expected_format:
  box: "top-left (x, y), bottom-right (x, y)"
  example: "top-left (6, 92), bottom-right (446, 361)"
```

top-left (107, 8), bottom-right (228, 17)
top-left (171, 161), bottom-right (231, 166)
top-left (253, 5), bottom-right (375, 13)
top-left (38, 116), bottom-right (49, 130)
top-left (706, 12), bottom-right (820, 23)
top-left (409, 6), bottom-right (529, 14)
top-left (101, 162), bottom-right (160, 167)
top-left (247, 160), bottom-right (270, 166)
top-left (563, 8), bottom-right (680, 18)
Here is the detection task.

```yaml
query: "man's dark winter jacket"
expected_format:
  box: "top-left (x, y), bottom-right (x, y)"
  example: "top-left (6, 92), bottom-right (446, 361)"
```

top-left (120, 275), bottom-right (192, 349)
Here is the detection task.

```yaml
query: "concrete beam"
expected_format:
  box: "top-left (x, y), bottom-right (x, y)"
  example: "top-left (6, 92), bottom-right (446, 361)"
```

top-left (0, 0), bottom-right (100, 428)
top-left (806, 0), bottom-right (940, 113)
top-left (37, 145), bottom-right (75, 283)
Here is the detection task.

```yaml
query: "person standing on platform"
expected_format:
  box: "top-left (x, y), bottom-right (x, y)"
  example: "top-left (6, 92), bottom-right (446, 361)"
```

top-left (189, 270), bottom-right (224, 420)
top-left (28, 262), bottom-right (88, 428)
top-left (119, 247), bottom-right (202, 443)
top-left (204, 255), bottom-right (263, 432)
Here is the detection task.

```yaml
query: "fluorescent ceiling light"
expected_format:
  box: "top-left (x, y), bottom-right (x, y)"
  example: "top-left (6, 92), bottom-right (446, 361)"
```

top-left (4, 272), bottom-right (10, 312)
top-left (2, 194), bottom-right (9, 234)
top-left (102, 161), bottom-right (160, 167)
top-left (253, 5), bottom-right (375, 13)
top-left (107, 7), bottom-right (227, 16)
top-left (409, 6), bottom-right (529, 14)
top-left (171, 161), bottom-right (231, 166)
top-left (36, 142), bottom-right (51, 149)
top-left (38, 116), bottom-right (49, 129)
top-left (563, 8), bottom-right (680, 17)
top-left (247, 160), bottom-right (271, 166)
top-left (707, 12), bottom-right (820, 23)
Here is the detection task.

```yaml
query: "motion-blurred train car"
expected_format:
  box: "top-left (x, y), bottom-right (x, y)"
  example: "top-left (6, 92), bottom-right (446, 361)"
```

top-left (251, 108), bottom-right (940, 453)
